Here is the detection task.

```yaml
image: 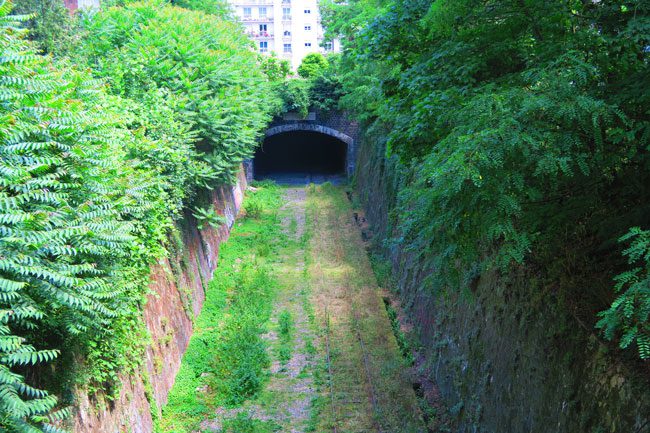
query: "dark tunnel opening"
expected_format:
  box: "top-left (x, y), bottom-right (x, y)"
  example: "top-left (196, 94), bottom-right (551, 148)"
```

top-left (253, 131), bottom-right (347, 184)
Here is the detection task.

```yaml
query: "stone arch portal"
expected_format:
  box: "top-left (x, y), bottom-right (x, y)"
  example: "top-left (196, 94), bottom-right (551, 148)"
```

top-left (251, 123), bottom-right (356, 183)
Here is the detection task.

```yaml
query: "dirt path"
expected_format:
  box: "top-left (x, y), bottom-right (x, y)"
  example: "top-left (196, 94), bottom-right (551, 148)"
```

top-left (203, 185), bottom-right (425, 432)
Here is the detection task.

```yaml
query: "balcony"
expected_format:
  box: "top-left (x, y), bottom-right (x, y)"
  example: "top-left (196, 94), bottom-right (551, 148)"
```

top-left (248, 31), bottom-right (275, 39)
top-left (238, 0), bottom-right (273, 4)
top-left (242, 16), bottom-right (274, 22)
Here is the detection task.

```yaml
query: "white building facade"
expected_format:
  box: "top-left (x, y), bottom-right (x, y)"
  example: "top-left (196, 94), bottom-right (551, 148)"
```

top-left (227, 0), bottom-right (340, 70)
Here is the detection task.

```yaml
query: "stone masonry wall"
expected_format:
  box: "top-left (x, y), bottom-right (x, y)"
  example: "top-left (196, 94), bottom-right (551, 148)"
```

top-left (73, 171), bottom-right (247, 433)
top-left (354, 132), bottom-right (650, 433)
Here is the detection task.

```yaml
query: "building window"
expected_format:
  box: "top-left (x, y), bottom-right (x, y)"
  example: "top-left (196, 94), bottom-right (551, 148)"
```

top-left (324, 41), bottom-right (333, 51)
top-left (260, 24), bottom-right (267, 32)
top-left (305, 42), bottom-right (312, 47)
top-left (283, 43), bottom-right (292, 53)
top-left (304, 25), bottom-right (311, 31)
top-left (259, 41), bottom-right (268, 52)
top-left (304, 9), bottom-right (311, 13)
top-left (284, 30), bottom-right (291, 36)
top-left (243, 7), bottom-right (251, 18)
top-left (282, 7), bottom-right (291, 20)
top-left (259, 7), bottom-right (267, 17)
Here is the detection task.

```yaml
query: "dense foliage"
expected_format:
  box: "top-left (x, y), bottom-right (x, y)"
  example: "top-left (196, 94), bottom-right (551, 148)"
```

top-left (161, 185), bottom-right (281, 432)
top-left (75, 2), bottom-right (279, 191)
top-left (278, 53), bottom-right (344, 118)
top-left (0, 3), bottom-right (154, 430)
top-left (308, 54), bottom-right (344, 113)
top-left (276, 79), bottom-right (311, 118)
top-left (0, 0), bottom-right (280, 430)
top-left (170, 0), bottom-right (231, 16)
top-left (321, 0), bottom-right (650, 358)
top-left (12, 0), bottom-right (71, 54)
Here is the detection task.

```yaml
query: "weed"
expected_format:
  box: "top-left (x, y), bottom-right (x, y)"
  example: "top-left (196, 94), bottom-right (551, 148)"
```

top-left (305, 338), bottom-right (316, 355)
top-left (276, 309), bottom-right (294, 365)
top-left (383, 298), bottom-right (414, 365)
top-left (318, 181), bottom-right (335, 194)
top-left (244, 198), bottom-right (265, 219)
top-left (192, 206), bottom-right (227, 230)
top-left (257, 242), bottom-right (271, 257)
top-left (279, 310), bottom-right (293, 337)
top-left (278, 345), bottom-right (293, 364)
top-left (222, 412), bottom-right (281, 433)
top-left (370, 253), bottom-right (393, 288)
top-left (251, 180), bottom-right (277, 189)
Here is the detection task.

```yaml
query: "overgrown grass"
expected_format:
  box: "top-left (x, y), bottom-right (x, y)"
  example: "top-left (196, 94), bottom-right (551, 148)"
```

top-left (306, 183), bottom-right (427, 433)
top-left (160, 183), bottom-right (282, 432)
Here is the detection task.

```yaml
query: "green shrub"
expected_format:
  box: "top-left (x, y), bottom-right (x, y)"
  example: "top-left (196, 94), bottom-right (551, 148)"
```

top-left (297, 52), bottom-right (328, 79)
top-left (245, 198), bottom-right (265, 219)
top-left (228, 352), bottom-right (266, 404)
top-left (0, 3), bottom-right (161, 429)
top-left (222, 412), bottom-right (281, 433)
top-left (275, 79), bottom-right (311, 118)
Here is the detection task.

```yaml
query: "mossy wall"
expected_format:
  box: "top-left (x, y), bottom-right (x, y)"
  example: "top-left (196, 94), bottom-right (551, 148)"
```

top-left (355, 133), bottom-right (650, 432)
top-left (73, 171), bottom-right (247, 433)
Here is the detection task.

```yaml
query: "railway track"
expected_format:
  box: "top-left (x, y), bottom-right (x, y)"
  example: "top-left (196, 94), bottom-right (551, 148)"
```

top-left (309, 185), bottom-right (426, 433)
top-left (315, 204), bottom-right (385, 433)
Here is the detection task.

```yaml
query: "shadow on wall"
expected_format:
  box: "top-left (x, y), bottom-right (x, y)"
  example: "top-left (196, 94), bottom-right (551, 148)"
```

top-left (254, 131), bottom-right (347, 184)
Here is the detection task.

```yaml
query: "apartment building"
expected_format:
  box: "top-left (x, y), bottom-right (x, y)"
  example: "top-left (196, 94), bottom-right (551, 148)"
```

top-left (227, 0), bottom-right (340, 70)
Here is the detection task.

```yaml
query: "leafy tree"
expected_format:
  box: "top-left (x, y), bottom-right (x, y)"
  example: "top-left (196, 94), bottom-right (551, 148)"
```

top-left (171, 0), bottom-right (232, 17)
top-left (309, 54), bottom-right (344, 112)
top-left (0, 0), bottom-right (282, 430)
top-left (0, 1), bottom-right (159, 430)
top-left (12, 0), bottom-right (72, 54)
top-left (324, 0), bottom-right (650, 358)
top-left (75, 1), bottom-right (280, 189)
top-left (297, 52), bottom-right (328, 79)
top-left (259, 52), bottom-right (292, 82)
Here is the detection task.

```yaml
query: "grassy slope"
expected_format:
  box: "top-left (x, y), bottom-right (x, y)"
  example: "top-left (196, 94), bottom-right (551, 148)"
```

top-left (160, 183), bottom-right (283, 432)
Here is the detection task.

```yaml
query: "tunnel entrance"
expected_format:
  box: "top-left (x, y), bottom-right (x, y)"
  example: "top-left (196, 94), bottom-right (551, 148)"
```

top-left (254, 130), bottom-right (347, 184)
